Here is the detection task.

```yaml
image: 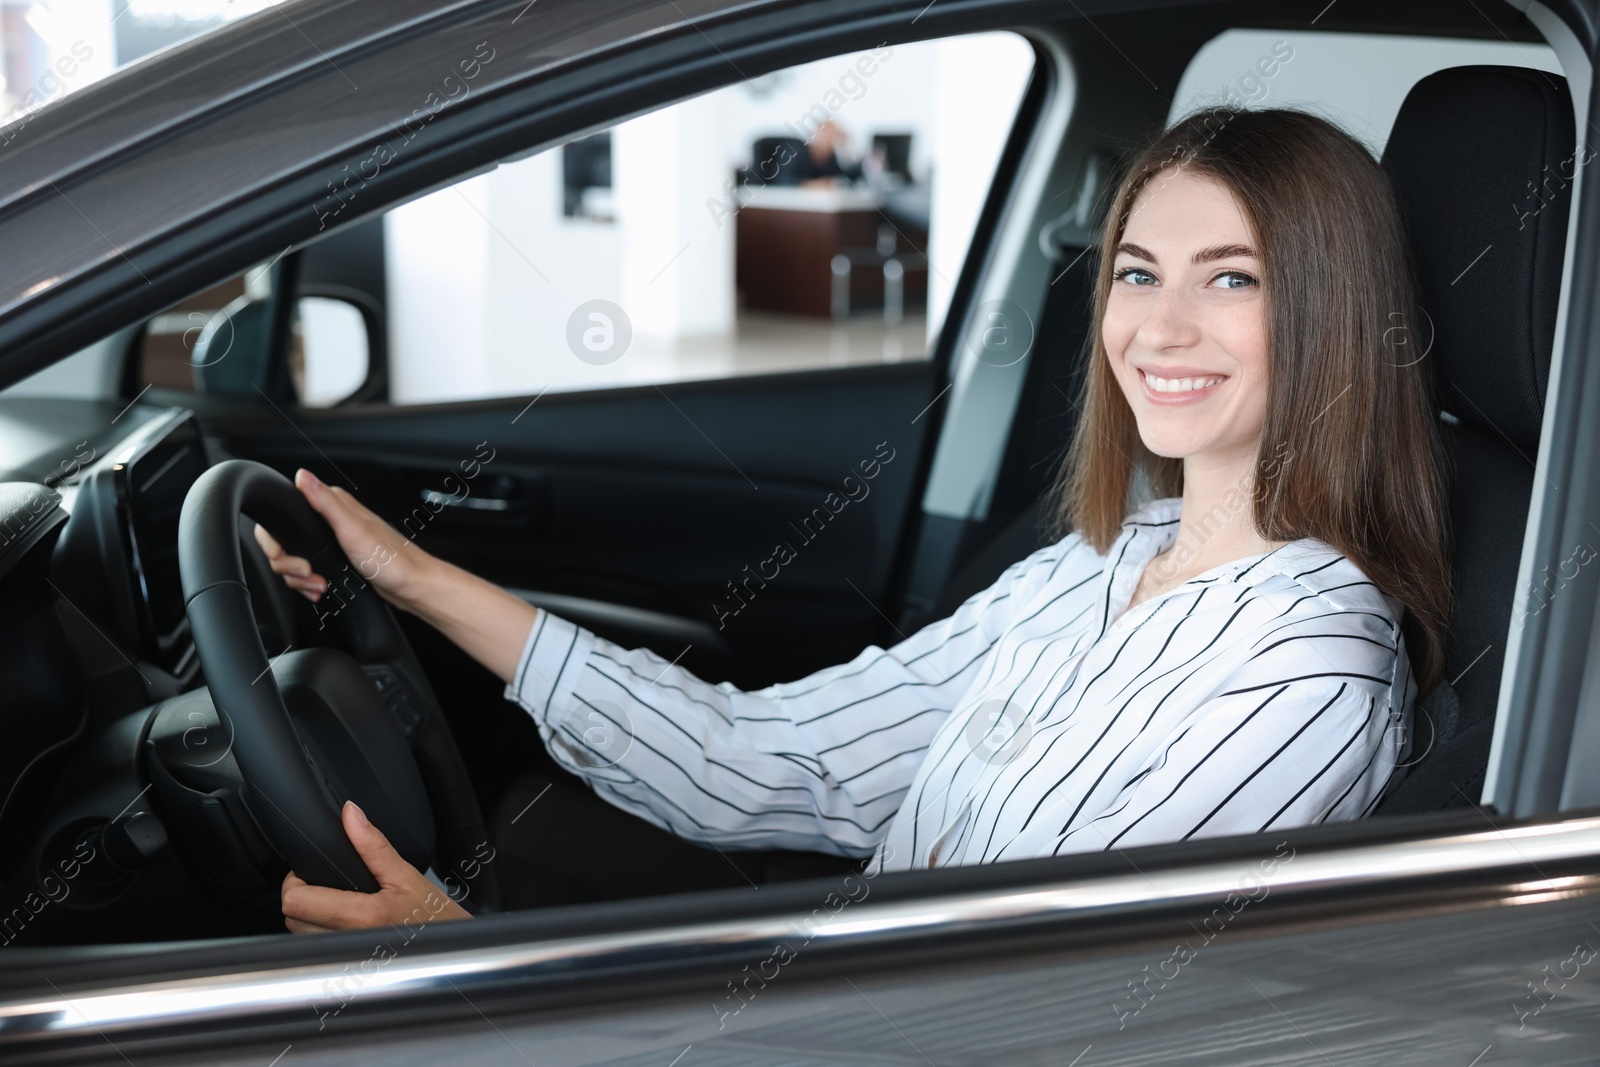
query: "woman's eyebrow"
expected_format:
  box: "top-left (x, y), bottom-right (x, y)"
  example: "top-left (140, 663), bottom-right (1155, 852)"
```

top-left (1193, 242), bottom-right (1257, 264)
top-left (1113, 242), bottom-right (1258, 264)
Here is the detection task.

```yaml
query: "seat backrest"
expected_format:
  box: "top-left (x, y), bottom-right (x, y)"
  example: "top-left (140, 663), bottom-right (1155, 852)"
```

top-left (1375, 65), bottom-right (1573, 813)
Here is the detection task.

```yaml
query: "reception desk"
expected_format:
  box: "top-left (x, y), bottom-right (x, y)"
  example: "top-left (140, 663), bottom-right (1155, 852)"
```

top-left (734, 184), bottom-right (928, 319)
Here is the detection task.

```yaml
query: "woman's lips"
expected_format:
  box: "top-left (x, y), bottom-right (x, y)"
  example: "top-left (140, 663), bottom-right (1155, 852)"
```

top-left (1138, 368), bottom-right (1227, 405)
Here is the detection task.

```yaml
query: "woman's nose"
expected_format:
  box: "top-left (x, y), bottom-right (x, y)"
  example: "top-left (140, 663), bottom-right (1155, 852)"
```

top-left (1134, 287), bottom-right (1203, 350)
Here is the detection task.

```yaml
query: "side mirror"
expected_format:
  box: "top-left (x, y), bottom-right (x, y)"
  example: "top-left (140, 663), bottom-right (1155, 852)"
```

top-left (290, 291), bottom-right (385, 407)
top-left (191, 294), bottom-right (274, 398)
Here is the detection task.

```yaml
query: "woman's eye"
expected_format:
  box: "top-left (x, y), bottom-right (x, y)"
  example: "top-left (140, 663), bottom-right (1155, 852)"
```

top-left (1113, 266), bottom-right (1156, 286)
top-left (1213, 270), bottom-right (1258, 290)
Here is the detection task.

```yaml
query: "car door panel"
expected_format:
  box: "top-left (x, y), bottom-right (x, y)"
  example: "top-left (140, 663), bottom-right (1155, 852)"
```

top-left (3, 810), bottom-right (1598, 1065)
top-left (181, 359), bottom-right (938, 690)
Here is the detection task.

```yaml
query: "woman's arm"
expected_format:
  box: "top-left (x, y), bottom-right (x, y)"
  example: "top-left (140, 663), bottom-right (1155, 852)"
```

top-left (392, 556), bottom-right (540, 684)
top-left (500, 534), bottom-right (1083, 857)
top-left (1034, 615), bottom-right (1414, 862)
top-left (254, 468), bottom-right (541, 683)
top-left (257, 467), bottom-right (1081, 921)
top-left (1046, 676), bottom-right (1396, 857)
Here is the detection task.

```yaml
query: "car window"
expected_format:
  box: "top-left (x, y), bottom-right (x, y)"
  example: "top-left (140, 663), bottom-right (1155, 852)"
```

top-left (1170, 29), bottom-right (1560, 152)
top-left (312, 32), bottom-right (1034, 405)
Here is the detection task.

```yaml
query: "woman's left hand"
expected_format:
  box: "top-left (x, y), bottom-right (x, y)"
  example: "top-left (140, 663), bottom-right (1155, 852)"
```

top-left (281, 800), bottom-right (473, 933)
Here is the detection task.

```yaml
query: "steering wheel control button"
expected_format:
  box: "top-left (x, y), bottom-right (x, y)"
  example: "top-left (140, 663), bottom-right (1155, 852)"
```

top-left (364, 665), bottom-right (423, 738)
top-left (366, 665), bottom-right (399, 693)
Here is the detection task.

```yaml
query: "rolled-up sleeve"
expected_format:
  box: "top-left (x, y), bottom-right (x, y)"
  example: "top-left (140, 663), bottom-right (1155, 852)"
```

top-left (504, 535), bottom-right (1081, 856)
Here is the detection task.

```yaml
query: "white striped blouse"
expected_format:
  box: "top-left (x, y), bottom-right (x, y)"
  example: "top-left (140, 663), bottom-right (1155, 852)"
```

top-left (503, 496), bottom-right (1415, 873)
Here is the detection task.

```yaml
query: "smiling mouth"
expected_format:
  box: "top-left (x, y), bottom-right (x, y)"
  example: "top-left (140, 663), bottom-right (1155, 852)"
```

top-left (1139, 369), bottom-right (1227, 402)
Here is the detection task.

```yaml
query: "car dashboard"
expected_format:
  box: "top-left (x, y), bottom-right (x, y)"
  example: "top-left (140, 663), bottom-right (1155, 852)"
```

top-left (0, 398), bottom-right (294, 943)
top-left (52, 408), bottom-right (210, 677)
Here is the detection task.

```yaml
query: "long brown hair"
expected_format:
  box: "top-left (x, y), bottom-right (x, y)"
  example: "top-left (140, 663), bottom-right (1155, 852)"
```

top-left (1047, 106), bottom-right (1453, 694)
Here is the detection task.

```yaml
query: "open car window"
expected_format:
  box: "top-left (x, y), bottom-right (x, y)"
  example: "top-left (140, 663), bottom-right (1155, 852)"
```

top-left (124, 34), bottom-right (1036, 407)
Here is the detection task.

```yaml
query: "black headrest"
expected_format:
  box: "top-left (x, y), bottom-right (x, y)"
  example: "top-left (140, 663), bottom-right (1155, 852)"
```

top-left (1380, 66), bottom-right (1574, 453)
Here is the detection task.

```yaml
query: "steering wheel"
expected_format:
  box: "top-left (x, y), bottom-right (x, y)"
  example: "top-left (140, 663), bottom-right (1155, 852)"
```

top-left (175, 459), bottom-right (502, 909)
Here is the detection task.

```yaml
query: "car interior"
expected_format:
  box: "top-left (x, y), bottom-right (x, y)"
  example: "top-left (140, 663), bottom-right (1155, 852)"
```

top-left (0, 1), bottom-right (1579, 948)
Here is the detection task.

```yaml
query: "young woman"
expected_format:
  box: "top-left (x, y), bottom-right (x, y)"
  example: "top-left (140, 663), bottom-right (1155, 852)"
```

top-left (261, 106), bottom-right (1451, 933)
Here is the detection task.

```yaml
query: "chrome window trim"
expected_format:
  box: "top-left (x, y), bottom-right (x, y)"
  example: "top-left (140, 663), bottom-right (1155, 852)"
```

top-left (2, 813), bottom-right (1597, 1055)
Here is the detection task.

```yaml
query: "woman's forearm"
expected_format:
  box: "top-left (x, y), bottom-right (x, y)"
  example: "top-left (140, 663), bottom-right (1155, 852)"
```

top-left (393, 552), bottom-right (539, 684)
top-left (253, 471), bottom-right (541, 685)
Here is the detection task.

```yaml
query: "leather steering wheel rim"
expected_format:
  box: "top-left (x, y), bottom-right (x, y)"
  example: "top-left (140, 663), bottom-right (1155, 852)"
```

top-left (178, 459), bottom-right (502, 908)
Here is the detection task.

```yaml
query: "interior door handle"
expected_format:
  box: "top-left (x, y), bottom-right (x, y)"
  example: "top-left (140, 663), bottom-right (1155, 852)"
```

top-left (420, 488), bottom-right (511, 511)
top-left (408, 469), bottom-right (541, 529)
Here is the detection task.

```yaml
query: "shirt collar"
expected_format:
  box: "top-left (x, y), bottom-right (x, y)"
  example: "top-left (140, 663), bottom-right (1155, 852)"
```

top-left (1106, 495), bottom-right (1346, 611)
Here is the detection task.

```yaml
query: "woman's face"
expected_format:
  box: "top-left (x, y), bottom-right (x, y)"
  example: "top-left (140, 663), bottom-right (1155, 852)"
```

top-left (1102, 167), bottom-right (1269, 465)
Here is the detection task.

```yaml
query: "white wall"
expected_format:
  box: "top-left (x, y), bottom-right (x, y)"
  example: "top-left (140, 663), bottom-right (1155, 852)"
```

top-left (1172, 30), bottom-right (1561, 155)
top-left (615, 87), bottom-right (736, 345)
top-left (479, 149), bottom-right (623, 396)
top-left (385, 175), bottom-right (491, 404)
top-left (927, 32), bottom-right (1036, 345)
top-left (4, 326), bottom-right (133, 399)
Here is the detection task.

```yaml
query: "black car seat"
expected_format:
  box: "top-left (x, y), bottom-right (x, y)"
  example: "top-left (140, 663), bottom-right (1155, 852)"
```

top-left (1374, 65), bottom-right (1572, 813)
top-left (930, 64), bottom-right (1574, 816)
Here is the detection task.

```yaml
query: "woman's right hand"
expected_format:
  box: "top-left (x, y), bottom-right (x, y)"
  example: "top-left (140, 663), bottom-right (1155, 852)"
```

top-left (253, 468), bottom-right (432, 611)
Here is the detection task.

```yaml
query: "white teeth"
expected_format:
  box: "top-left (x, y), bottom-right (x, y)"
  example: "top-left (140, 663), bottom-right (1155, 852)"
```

top-left (1143, 372), bottom-right (1224, 394)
